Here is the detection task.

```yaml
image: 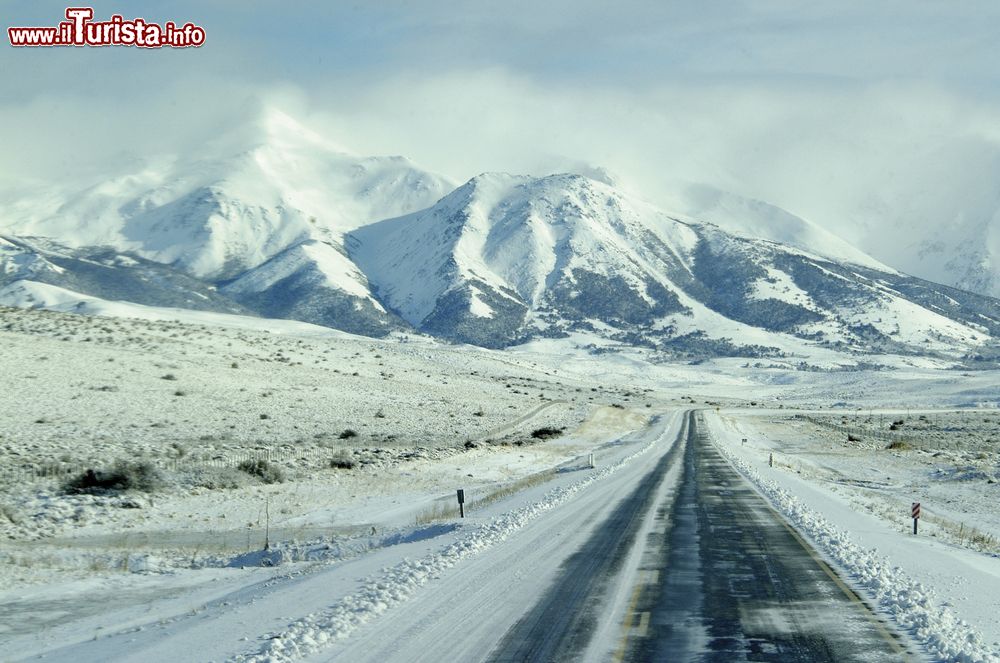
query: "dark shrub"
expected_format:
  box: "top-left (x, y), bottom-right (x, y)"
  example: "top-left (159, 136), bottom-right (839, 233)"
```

top-left (64, 461), bottom-right (164, 495)
top-left (531, 427), bottom-right (565, 440)
top-left (330, 452), bottom-right (356, 470)
top-left (338, 429), bottom-right (358, 440)
top-left (237, 459), bottom-right (286, 484)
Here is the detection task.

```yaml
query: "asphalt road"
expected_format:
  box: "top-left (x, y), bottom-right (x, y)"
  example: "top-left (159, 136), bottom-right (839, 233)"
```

top-left (489, 411), bottom-right (914, 662)
top-left (487, 414), bottom-right (688, 663)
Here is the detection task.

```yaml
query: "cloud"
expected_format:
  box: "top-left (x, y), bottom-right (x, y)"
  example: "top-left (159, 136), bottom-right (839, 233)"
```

top-left (300, 70), bottom-right (1000, 227)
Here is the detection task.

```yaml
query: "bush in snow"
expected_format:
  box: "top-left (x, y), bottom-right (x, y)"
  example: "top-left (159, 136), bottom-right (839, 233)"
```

top-left (237, 459), bottom-right (286, 484)
top-left (329, 452), bottom-right (356, 470)
top-left (530, 426), bottom-right (564, 440)
top-left (64, 460), bottom-right (164, 495)
top-left (0, 503), bottom-right (21, 525)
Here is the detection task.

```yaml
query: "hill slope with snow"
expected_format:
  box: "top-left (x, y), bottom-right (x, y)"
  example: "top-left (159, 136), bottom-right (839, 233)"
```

top-left (350, 172), bottom-right (1000, 358)
top-left (0, 109), bottom-right (454, 335)
top-left (0, 110), bottom-right (454, 281)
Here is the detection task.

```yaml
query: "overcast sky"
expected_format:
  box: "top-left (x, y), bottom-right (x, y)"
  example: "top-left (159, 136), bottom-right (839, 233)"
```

top-left (4, 1), bottom-right (1000, 253)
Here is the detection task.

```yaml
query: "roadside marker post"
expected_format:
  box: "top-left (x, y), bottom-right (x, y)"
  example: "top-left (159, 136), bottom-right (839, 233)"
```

top-left (457, 489), bottom-right (465, 518)
top-left (911, 502), bottom-right (920, 535)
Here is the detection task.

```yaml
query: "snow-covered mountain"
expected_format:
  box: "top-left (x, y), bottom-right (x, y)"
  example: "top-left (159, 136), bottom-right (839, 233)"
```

top-left (0, 108), bottom-right (454, 335)
top-left (348, 173), bottom-right (697, 347)
top-left (684, 178), bottom-right (1000, 302)
top-left (851, 175), bottom-right (1000, 301)
top-left (219, 239), bottom-right (404, 336)
top-left (659, 178), bottom-right (1000, 304)
top-left (2, 111), bottom-right (999, 360)
top-left (0, 110), bottom-right (453, 280)
top-left (349, 172), bottom-right (1000, 357)
top-left (910, 221), bottom-right (1000, 299)
top-left (0, 235), bottom-right (248, 314)
top-left (672, 184), bottom-right (895, 273)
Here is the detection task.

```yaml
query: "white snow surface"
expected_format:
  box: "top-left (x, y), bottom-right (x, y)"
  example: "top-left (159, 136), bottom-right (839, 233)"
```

top-left (2, 296), bottom-right (1000, 662)
top-left (220, 239), bottom-right (380, 304)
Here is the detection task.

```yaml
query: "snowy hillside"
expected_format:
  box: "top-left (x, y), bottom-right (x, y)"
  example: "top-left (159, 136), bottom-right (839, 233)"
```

top-left (350, 172), bottom-right (1000, 357)
top-left (910, 219), bottom-right (1000, 299)
top-left (675, 184), bottom-right (894, 272)
top-left (834, 174), bottom-right (1000, 301)
top-left (674, 178), bottom-right (1000, 303)
top-left (349, 173), bottom-right (698, 347)
top-left (3, 304), bottom-right (999, 662)
top-left (0, 108), bottom-right (453, 285)
top-left (0, 235), bottom-right (249, 315)
top-left (1, 112), bottom-right (999, 359)
top-left (0, 109), bottom-right (453, 335)
top-left (220, 239), bottom-right (404, 336)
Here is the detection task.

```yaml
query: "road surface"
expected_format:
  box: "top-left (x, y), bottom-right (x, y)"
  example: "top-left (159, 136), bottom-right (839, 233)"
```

top-left (488, 410), bottom-right (913, 662)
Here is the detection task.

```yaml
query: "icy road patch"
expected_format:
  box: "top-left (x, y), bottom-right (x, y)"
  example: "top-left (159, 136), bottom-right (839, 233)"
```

top-left (711, 419), bottom-right (1000, 663)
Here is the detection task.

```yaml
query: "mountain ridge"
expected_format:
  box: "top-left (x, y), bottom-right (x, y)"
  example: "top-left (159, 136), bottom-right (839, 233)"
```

top-left (1, 111), bottom-right (998, 362)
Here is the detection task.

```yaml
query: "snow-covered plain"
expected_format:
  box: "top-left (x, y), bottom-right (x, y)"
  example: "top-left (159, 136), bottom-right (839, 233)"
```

top-left (2, 303), bottom-right (1000, 662)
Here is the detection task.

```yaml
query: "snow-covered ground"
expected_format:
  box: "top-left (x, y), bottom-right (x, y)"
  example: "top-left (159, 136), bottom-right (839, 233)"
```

top-left (3, 303), bottom-right (1000, 661)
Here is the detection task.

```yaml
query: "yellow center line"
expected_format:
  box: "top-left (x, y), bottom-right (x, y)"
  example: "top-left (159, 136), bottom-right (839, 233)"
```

top-left (635, 612), bottom-right (651, 637)
top-left (611, 582), bottom-right (644, 663)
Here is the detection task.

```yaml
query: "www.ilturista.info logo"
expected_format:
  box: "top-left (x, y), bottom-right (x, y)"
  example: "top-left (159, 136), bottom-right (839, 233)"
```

top-left (8, 7), bottom-right (205, 48)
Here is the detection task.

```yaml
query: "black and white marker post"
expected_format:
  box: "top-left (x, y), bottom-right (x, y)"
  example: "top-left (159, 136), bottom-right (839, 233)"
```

top-left (457, 489), bottom-right (465, 518)
top-left (911, 501), bottom-right (921, 535)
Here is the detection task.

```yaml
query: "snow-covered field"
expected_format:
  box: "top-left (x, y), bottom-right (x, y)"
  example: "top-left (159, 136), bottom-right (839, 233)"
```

top-left (3, 303), bottom-right (1000, 662)
top-left (0, 305), bottom-right (638, 577)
